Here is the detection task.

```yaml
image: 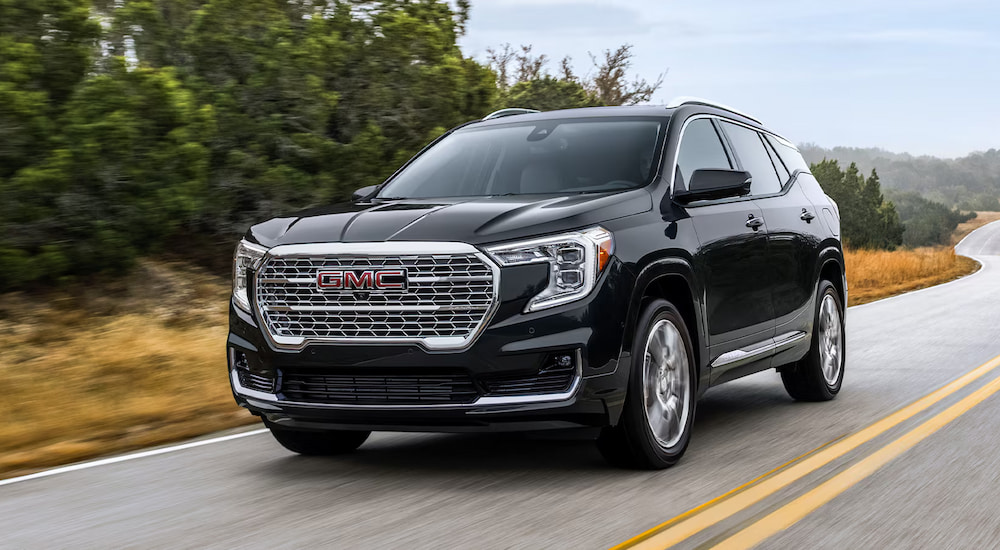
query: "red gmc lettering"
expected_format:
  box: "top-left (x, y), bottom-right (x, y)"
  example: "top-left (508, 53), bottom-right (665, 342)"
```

top-left (318, 269), bottom-right (405, 290)
top-left (374, 269), bottom-right (405, 289)
top-left (344, 270), bottom-right (374, 289)
top-left (317, 271), bottom-right (344, 288)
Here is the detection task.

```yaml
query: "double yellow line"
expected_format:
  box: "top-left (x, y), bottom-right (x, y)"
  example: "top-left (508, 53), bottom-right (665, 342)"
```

top-left (614, 353), bottom-right (1000, 550)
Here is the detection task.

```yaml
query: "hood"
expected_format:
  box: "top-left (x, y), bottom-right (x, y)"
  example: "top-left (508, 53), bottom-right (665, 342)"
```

top-left (247, 189), bottom-right (652, 248)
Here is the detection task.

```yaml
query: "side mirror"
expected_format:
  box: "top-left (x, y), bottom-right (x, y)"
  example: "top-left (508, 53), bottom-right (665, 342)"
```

top-left (352, 185), bottom-right (378, 202)
top-left (673, 169), bottom-right (752, 204)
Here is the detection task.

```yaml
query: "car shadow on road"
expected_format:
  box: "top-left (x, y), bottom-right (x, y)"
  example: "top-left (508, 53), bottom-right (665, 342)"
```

top-left (251, 372), bottom-right (816, 485)
top-left (257, 430), bottom-right (609, 478)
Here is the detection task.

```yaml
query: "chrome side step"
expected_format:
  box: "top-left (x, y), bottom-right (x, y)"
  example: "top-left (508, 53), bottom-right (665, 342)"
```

top-left (710, 331), bottom-right (808, 369)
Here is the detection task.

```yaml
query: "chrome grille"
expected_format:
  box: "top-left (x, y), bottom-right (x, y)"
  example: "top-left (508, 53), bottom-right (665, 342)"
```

top-left (254, 244), bottom-right (498, 349)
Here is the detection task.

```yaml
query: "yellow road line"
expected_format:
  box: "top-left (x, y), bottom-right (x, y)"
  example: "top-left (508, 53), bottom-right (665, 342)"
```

top-left (608, 438), bottom-right (844, 550)
top-left (713, 370), bottom-right (1000, 549)
top-left (614, 353), bottom-right (1000, 550)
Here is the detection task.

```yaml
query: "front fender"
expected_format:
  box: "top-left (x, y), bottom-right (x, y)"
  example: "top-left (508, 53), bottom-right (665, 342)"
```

top-left (619, 255), bottom-right (710, 402)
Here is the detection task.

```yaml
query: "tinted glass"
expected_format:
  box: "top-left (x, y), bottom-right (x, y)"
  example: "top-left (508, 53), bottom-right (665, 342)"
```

top-left (765, 135), bottom-right (811, 174)
top-left (763, 137), bottom-right (790, 185)
top-left (377, 119), bottom-right (664, 199)
top-left (674, 118), bottom-right (732, 192)
top-left (721, 122), bottom-right (782, 196)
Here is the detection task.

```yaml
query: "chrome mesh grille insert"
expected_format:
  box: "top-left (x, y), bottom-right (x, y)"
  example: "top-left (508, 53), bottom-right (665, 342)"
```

top-left (255, 250), bottom-right (497, 347)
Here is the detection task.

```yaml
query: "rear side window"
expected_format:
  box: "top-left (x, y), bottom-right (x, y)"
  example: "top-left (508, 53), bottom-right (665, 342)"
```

top-left (763, 138), bottom-right (790, 185)
top-left (721, 122), bottom-right (782, 196)
top-left (765, 135), bottom-right (810, 174)
top-left (674, 118), bottom-right (732, 192)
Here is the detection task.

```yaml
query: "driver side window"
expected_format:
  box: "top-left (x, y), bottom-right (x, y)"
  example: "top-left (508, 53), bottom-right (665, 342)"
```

top-left (675, 118), bottom-right (732, 192)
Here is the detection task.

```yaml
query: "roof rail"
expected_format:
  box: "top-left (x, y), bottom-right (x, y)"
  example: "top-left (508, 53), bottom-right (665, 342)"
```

top-left (482, 108), bottom-right (540, 121)
top-left (665, 97), bottom-right (762, 124)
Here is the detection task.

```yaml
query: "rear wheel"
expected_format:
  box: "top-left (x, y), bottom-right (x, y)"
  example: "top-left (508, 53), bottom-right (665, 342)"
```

top-left (781, 280), bottom-right (845, 401)
top-left (598, 299), bottom-right (697, 469)
top-left (267, 425), bottom-right (371, 456)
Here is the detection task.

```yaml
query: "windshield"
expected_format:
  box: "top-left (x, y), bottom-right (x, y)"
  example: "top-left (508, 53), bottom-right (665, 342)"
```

top-left (377, 117), bottom-right (666, 199)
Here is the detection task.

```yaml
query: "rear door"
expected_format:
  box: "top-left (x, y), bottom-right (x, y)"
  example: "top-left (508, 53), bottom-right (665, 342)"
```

top-left (675, 118), bottom-right (774, 366)
top-left (719, 121), bottom-right (816, 345)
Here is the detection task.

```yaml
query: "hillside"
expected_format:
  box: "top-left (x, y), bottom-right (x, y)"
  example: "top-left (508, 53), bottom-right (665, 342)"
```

top-left (799, 145), bottom-right (1000, 210)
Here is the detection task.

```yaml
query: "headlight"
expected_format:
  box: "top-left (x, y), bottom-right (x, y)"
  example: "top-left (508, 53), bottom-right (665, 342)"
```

top-left (486, 227), bottom-right (614, 312)
top-left (233, 239), bottom-right (269, 312)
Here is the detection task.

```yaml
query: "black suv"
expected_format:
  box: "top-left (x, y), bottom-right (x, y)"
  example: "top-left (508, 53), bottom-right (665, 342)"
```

top-left (228, 99), bottom-right (846, 469)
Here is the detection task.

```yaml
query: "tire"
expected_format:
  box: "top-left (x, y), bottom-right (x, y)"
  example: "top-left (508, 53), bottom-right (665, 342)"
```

top-left (267, 425), bottom-right (371, 456)
top-left (598, 299), bottom-right (697, 469)
top-left (780, 279), bottom-right (845, 401)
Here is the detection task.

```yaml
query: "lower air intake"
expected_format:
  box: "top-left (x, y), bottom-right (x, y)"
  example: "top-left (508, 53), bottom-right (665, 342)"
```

top-left (479, 363), bottom-right (577, 397)
top-left (237, 369), bottom-right (277, 393)
top-left (280, 369), bottom-right (479, 405)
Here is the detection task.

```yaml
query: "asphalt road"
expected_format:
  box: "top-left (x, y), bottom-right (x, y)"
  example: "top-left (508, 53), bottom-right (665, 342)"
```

top-left (6, 221), bottom-right (1000, 549)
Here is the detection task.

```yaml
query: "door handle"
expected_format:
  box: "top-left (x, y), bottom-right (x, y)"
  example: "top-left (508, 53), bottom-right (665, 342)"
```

top-left (800, 209), bottom-right (815, 222)
top-left (746, 216), bottom-right (764, 230)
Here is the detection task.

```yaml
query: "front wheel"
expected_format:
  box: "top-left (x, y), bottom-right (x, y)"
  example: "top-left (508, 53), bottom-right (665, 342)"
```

top-left (780, 279), bottom-right (845, 401)
top-left (267, 425), bottom-right (371, 456)
top-left (598, 299), bottom-right (697, 469)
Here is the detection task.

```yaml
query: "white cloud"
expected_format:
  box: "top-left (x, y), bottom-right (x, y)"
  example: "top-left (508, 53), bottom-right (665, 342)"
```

top-left (461, 0), bottom-right (1000, 155)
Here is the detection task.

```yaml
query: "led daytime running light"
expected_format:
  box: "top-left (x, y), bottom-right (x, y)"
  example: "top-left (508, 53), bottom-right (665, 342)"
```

top-left (486, 227), bottom-right (614, 312)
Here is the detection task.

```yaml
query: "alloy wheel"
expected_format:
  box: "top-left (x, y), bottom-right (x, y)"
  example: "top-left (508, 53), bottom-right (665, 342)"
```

top-left (818, 293), bottom-right (843, 386)
top-left (642, 319), bottom-right (691, 449)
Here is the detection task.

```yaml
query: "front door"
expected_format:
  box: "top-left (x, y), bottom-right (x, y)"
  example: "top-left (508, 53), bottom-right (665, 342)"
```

top-left (673, 117), bottom-right (775, 365)
top-left (687, 201), bottom-right (774, 346)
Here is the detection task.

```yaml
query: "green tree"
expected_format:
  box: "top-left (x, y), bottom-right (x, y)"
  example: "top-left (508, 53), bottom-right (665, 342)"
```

top-left (957, 194), bottom-right (1000, 212)
top-left (887, 190), bottom-right (975, 247)
top-left (800, 144), bottom-right (1000, 210)
top-left (0, 0), bottom-right (498, 289)
top-left (0, 0), bottom-right (100, 178)
top-left (0, 61), bottom-right (214, 288)
top-left (1, 0), bottom-right (102, 287)
top-left (505, 76), bottom-right (602, 111)
top-left (486, 42), bottom-right (663, 110)
top-left (811, 159), bottom-right (904, 250)
top-left (585, 44), bottom-right (664, 106)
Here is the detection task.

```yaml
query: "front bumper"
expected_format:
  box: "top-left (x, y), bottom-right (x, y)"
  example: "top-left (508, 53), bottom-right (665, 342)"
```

top-left (228, 260), bottom-right (634, 432)
top-left (230, 361), bottom-right (608, 432)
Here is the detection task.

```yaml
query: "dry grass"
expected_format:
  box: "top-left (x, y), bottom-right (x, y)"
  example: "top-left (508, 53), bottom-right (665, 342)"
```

top-left (0, 261), bottom-right (257, 479)
top-left (842, 210), bottom-right (994, 306)
top-left (952, 211), bottom-right (1000, 245)
top-left (845, 246), bottom-right (978, 306)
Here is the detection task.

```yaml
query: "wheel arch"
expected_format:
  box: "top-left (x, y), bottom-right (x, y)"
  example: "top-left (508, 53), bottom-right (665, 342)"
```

top-left (816, 244), bottom-right (847, 307)
top-left (622, 257), bottom-right (709, 395)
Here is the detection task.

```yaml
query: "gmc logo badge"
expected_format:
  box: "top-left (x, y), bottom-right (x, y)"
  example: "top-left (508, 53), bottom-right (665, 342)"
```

top-left (317, 269), bottom-right (407, 291)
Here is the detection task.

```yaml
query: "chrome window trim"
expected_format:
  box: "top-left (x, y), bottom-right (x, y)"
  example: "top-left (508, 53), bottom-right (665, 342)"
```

top-left (230, 357), bottom-right (583, 411)
top-left (768, 133), bottom-right (798, 150)
top-left (253, 241), bottom-right (501, 352)
top-left (668, 113), bottom-right (795, 197)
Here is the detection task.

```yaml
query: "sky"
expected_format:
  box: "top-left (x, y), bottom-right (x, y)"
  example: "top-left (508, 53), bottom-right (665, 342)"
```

top-left (458, 0), bottom-right (1000, 158)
